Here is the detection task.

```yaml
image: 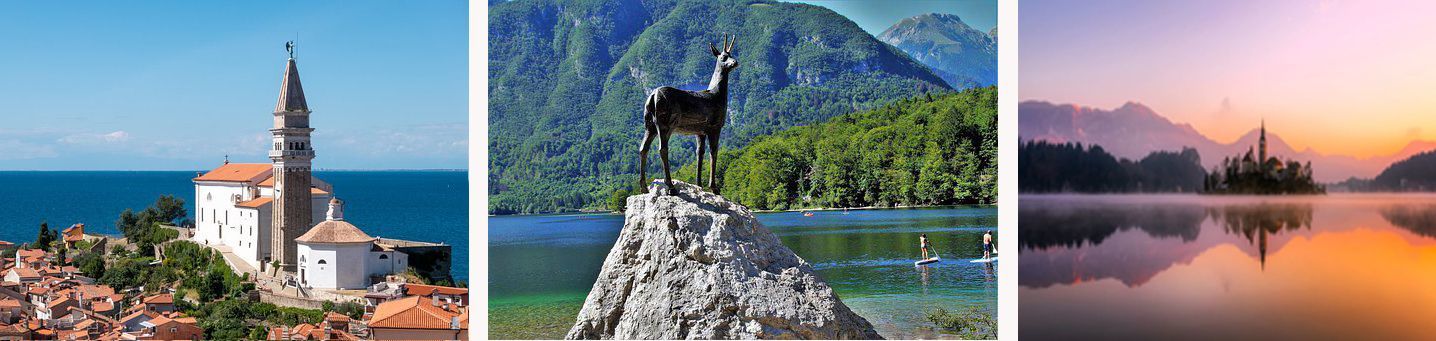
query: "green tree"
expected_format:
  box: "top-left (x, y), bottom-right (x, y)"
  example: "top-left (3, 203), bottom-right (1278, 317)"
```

top-left (606, 189), bottom-right (631, 213)
top-left (34, 221), bottom-right (56, 251)
top-left (74, 251), bottom-right (106, 278)
top-left (153, 195), bottom-right (188, 225)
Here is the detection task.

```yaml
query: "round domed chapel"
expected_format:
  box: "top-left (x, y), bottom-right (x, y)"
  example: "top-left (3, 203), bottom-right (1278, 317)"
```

top-left (295, 198), bottom-right (408, 289)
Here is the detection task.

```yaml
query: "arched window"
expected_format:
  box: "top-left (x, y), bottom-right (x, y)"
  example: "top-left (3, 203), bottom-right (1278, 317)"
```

top-left (317, 259), bottom-right (327, 265)
top-left (379, 254), bottom-right (389, 260)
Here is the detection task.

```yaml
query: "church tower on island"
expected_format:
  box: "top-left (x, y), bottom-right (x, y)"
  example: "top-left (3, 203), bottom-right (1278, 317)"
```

top-left (1259, 118), bottom-right (1267, 169)
top-left (270, 44), bottom-right (315, 271)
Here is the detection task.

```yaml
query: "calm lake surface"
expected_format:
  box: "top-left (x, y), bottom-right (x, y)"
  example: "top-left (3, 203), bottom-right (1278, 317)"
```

top-left (1020, 194), bottom-right (1436, 340)
top-left (0, 171), bottom-right (469, 281)
top-left (489, 207), bottom-right (999, 339)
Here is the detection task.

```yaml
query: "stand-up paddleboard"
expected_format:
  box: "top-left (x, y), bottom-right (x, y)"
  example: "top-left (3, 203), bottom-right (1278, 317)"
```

top-left (969, 257), bottom-right (998, 263)
top-left (915, 256), bottom-right (940, 266)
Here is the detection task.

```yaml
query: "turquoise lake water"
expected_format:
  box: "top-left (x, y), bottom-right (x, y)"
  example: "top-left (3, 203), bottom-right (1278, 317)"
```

top-left (489, 207), bottom-right (999, 339)
top-left (0, 171), bottom-right (468, 281)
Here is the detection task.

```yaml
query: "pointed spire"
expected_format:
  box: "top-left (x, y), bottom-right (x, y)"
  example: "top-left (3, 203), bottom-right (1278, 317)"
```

top-left (275, 57), bottom-right (309, 113)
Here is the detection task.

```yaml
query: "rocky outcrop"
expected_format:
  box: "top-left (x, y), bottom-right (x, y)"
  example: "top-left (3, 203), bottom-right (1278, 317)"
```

top-left (566, 181), bottom-right (882, 340)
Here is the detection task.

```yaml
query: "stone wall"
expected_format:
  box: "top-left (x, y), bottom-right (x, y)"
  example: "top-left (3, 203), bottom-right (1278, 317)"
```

top-left (377, 238), bottom-right (452, 282)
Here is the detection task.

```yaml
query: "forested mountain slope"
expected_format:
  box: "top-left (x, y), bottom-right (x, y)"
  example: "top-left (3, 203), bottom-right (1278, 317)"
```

top-left (490, 0), bottom-right (950, 214)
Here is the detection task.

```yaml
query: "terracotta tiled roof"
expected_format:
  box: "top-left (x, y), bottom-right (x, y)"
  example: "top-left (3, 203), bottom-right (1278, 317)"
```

top-left (142, 294), bottom-right (173, 305)
top-left (0, 297), bottom-right (20, 308)
top-left (76, 285), bottom-right (115, 297)
top-left (194, 163), bottom-right (271, 183)
top-left (295, 220), bottom-right (373, 244)
top-left (16, 249), bottom-right (44, 259)
top-left (293, 323), bottom-right (315, 337)
top-left (73, 319), bottom-right (95, 330)
top-left (62, 224), bottom-right (84, 242)
top-left (0, 241), bottom-right (12, 246)
top-left (312, 188), bottom-right (330, 195)
top-left (404, 284), bottom-right (468, 297)
top-left (368, 296), bottom-right (465, 330)
top-left (258, 176), bottom-right (275, 187)
top-left (324, 312), bottom-right (350, 323)
top-left (235, 197), bottom-right (274, 208)
top-left (91, 300), bottom-right (114, 313)
top-left (8, 268), bottom-right (38, 279)
top-left (146, 315), bottom-right (172, 327)
top-left (119, 310), bottom-right (159, 325)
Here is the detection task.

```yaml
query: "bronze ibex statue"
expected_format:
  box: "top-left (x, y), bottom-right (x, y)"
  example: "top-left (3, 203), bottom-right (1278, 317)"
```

top-left (639, 34), bottom-right (738, 195)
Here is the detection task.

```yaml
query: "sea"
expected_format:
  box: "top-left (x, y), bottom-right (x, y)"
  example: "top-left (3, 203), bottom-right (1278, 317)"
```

top-left (0, 170), bottom-right (468, 282)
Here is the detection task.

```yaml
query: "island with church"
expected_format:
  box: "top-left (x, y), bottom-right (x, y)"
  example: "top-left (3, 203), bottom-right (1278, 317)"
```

top-left (1203, 121), bottom-right (1325, 195)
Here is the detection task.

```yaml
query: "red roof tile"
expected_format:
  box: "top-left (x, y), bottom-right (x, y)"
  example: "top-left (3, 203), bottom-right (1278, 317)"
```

top-left (404, 284), bottom-right (468, 297)
top-left (368, 296), bottom-right (465, 330)
top-left (236, 197), bottom-right (274, 208)
top-left (194, 163), bottom-right (271, 183)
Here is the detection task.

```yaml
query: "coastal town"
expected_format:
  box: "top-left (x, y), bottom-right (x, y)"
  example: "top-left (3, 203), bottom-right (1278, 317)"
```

top-left (0, 221), bottom-right (466, 340)
top-left (0, 48), bottom-right (467, 340)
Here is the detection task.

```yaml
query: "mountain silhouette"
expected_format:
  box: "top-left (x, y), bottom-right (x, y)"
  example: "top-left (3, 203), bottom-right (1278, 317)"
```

top-left (1020, 100), bottom-right (1436, 182)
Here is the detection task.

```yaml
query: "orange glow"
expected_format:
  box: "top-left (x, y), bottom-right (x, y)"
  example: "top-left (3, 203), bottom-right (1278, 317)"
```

top-left (1021, 0), bottom-right (1436, 158)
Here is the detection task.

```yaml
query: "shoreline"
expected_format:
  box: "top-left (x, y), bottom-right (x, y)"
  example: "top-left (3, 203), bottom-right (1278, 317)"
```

top-left (491, 203), bottom-right (997, 217)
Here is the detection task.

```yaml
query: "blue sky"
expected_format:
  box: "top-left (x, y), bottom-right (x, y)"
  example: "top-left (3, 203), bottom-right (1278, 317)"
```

top-left (792, 0), bottom-right (997, 36)
top-left (0, 1), bottom-right (467, 170)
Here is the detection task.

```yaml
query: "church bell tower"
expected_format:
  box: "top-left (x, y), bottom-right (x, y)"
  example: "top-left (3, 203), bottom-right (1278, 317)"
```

top-left (270, 41), bottom-right (314, 272)
top-left (1259, 119), bottom-right (1268, 170)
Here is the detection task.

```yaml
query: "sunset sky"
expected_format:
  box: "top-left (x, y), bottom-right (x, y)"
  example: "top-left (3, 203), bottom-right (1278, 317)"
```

top-left (1021, 0), bottom-right (1436, 158)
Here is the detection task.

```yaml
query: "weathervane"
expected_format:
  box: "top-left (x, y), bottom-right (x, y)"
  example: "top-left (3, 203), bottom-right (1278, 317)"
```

top-left (285, 40), bottom-right (295, 59)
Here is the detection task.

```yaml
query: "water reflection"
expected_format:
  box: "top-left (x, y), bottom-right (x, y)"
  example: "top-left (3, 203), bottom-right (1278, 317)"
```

top-left (1380, 204), bottom-right (1436, 238)
top-left (1019, 202), bottom-right (1204, 250)
top-left (1020, 199), bottom-right (1313, 288)
top-left (1020, 194), bottom-right (1436, 340)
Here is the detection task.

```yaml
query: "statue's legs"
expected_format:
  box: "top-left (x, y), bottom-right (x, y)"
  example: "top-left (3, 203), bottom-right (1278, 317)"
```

top-left (695, 134), bottom-right (706, 188)
top-left (639, 122), bottom-right (655, 192)
top-left (658, 129), bottom-right (676, 194)
top-left (708, 133), bottom-right (720, 194)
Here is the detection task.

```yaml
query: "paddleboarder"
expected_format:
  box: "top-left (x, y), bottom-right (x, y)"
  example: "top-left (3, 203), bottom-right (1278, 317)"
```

top-left (982, 230), bottom-right (995, 260)
top-left (920, 233), bottom-right (931, 259)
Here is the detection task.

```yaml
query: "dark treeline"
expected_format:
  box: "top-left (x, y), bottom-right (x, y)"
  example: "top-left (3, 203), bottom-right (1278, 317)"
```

top-left (1370, 150), bottom-right (1436, 191)
top-left (1018, 140), bottom-right (1205, 193)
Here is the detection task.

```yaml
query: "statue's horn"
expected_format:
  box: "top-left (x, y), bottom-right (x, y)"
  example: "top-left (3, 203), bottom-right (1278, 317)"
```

top-left (727, 34), bottom-right (736, 52)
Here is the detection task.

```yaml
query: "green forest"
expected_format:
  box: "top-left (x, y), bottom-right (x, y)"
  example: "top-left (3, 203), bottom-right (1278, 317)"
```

top-left (1018, 140), bottom-right (1206, 193)
top-left (489, 0), bottom-right (950, 214)
top-left (654, 87), bottom-right (997, 211)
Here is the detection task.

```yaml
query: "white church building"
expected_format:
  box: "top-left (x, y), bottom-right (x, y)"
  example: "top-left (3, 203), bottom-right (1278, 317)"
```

top-left (192, 45), bottom-right (411, 290)
top-left (192, 163), bottom-right (331, 270)
top-left (296, 198), bottom-right (409, 289)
